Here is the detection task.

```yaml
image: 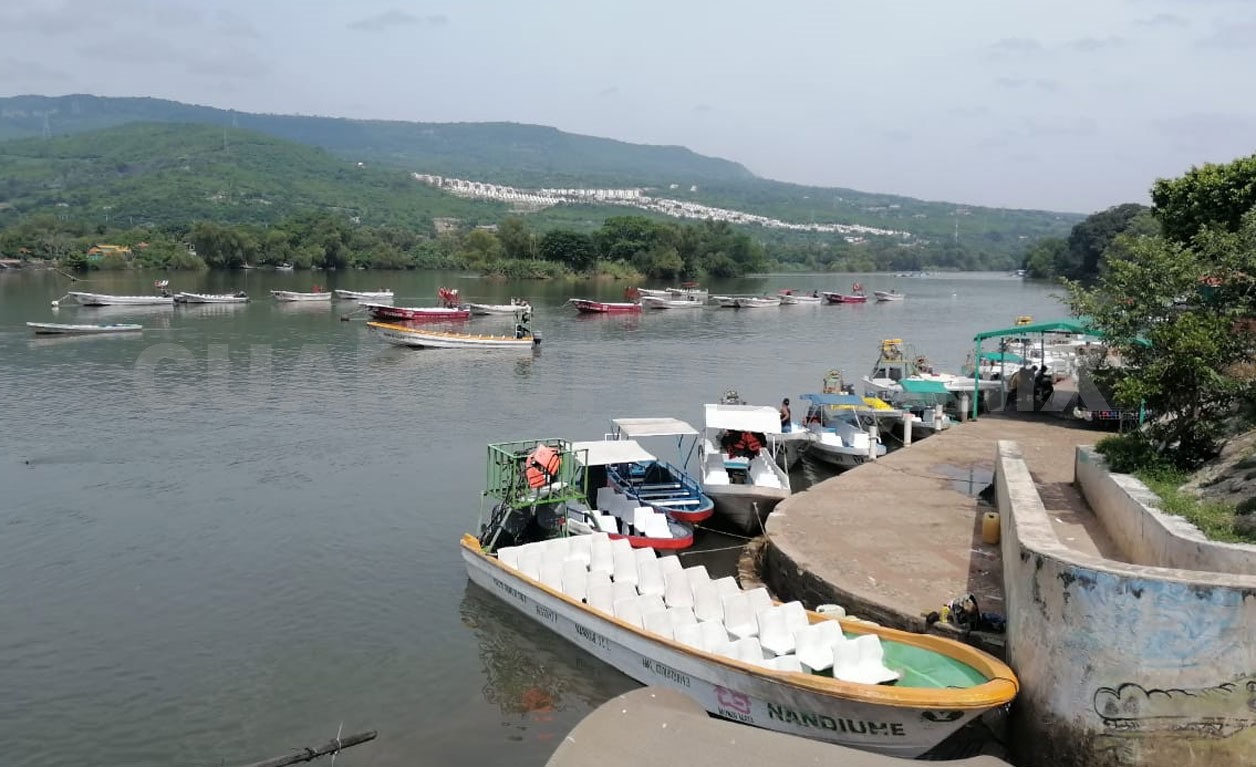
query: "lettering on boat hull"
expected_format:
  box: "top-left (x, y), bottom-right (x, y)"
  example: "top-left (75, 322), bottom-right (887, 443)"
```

top-left (641, 658), bottom-right (691, 688)
top-left (716, 686), bottom-right (754, 724)
top-left (574, 624), bottom-right (610, 651)
top-left (535, 603), bottom-right (558, 624)
top-left (767, 703), bottom-right (907, 737)
top-left (493, 577), bottom-right (528, 606)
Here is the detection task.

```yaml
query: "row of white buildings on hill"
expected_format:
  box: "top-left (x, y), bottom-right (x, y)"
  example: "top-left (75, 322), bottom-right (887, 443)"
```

top-left (411, 173), bottom-right (909, 240)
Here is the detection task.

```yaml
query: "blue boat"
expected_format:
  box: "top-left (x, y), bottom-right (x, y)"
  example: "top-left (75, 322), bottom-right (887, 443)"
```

top-left (600, 417), bottom-right (715, 523)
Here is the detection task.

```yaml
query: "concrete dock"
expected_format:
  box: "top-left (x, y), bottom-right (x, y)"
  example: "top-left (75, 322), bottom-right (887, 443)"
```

top-left (547, 687), bottom-right (1012, 767)
top-left (762, 414), bottom-right (1118, 645)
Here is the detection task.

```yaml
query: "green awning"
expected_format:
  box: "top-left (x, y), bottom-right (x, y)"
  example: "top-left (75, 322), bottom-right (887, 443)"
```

top-left (973, 317), bottom-right (1097, 342)
top-left (978, 351), bottom-right (1025, 363)
top-left (899, 379), bottom-right (951, 394)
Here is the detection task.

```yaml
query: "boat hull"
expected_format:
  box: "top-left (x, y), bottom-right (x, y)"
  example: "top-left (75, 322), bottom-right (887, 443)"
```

top-left (174, 292), bottom-right (249, 304)
top-left (779, 295), bottom-right (822, 305)
top-left (468, 302), bottom-right (532, 315)
top-left (67, 292), bottom-right (173, 306)
top-left (27, 322), bottom-right (142, 335)
top-left (271, 290), bottom-right (331, 302)
top-left (334, 290), bottom-right (393, 301)
top-left (808, 442), bottom-right (882, 469)
top-left (704, 484), bottom-right (790, 533)
top-left (462, 538), bottom-right (1005, 757)
top-left (641, 296), bottom-right (705, 310)
top-left (369, 322), bottom-right (537, 349)
top-left (823, 293), bottom-right (867, 304)
top-left (734, 297), bottom-right (780, 309)
top-left (363, 303), bottom-right (470, 321)
top-left (569, 299), bottom-right (641, 314)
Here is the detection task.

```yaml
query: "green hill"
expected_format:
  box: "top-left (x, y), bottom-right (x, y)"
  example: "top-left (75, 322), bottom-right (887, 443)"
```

top-left (0, 122), bottom-right (504, 228)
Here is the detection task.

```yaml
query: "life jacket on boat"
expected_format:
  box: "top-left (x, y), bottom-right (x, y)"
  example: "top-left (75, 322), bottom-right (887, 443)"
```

top-left (525, 444), bottom-right (561, 489)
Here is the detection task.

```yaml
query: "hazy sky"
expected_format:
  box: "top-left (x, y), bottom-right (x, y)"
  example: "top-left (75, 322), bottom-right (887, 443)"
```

top-left (1, 0), bottom-right (1252, 213)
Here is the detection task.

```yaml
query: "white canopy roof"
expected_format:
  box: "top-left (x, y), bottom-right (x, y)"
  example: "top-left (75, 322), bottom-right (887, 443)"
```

top-left (570, 439), bottom-right (657, 467)
top-left (703, 404), bottom-right (782, 434)
top-left (611, 417), bottom-right (699, 438)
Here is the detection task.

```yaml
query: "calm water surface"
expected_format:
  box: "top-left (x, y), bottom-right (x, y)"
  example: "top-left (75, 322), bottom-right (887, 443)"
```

top-left (0, 269), bottom-right (1064, 767)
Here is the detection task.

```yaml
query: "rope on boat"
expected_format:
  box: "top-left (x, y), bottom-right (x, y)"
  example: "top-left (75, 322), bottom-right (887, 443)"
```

top-left (691, 524), bottom-right (757, 542)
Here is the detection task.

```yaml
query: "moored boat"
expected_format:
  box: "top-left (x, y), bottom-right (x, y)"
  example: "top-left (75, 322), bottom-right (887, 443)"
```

top-left (333, 289), bottom-right (394, 301)
top-left (363, 303), bottom-right (471, 321)
top-left (174, 291), bottom-right (250, 304)
top-left (778, 289), bottom-right (822, 304)
top-left (824, 282), bottom-right (869, 304)
top-left (567, 298), bottom-right (642, 314)
top-left (699, 404), bottom-right (791, 532)
top-left (604, 417), bottom-right (714, 524)
top-left (60, 291), bottom-right (174, 306)
top-left (641, 295), bottom-right (706, 310)
top-left (467, 442), bottom-right (1019, 756)
top-left (861, 338), bottom-right (1001, 397)
top-left (734, 296), bottom-right (781, 309)
top-left (874, 290), bottom-right (904, 302)
top-left (26, 322), bottom-right (143, 335)
top-left (467, 299), bottom-right (532, 315)
top-left (271, 289), bottom-right (331, 302)
top-left (367, 320), bottom-right (539, 349)
top-left (799, 393), bottom-right (888, 469)
top-left (720, 389), bottom-right (812, 470)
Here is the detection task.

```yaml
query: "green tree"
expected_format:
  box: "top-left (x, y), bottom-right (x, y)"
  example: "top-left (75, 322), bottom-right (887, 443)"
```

top-left (1151, 154), bottom-right (1256, 245)
top-left (1022, 237), bottom-right (1067, 279)
top-left (538, 229), bottom-right (595, 270)
top-left (1066, 203), bottom-right (1150, 279)
top-left (496, 217), bottom-right (534, 260)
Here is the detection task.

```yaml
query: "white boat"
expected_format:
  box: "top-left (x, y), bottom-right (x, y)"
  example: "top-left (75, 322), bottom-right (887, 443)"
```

top-left (641, 295), bottom-right (706, 310)
top-left (720, 390), bottom-right (812, 471)
top-left (637, 286), bottom-right (708, 302)
top-left (799, 394), bottom-right (888, 469)
top-left (275, 263), bottom-right (295, 272)
top-left (778, 290), bottom-right (823, 305)
top-left (873, 290), bottom-right (905, 302)
top-left (467, 300), bottom-right (533, 315)
top-left (465, 459), bottom-right (1019, 758)
top-left (711, 295), bottom-right (742, 308)
top-left (699, 404), bottom-right (792, 533)
top-left (61, 291), bottom-right (173, 306)
top-left (333, 289), bottom-right (394, 301)
top-left (174, 291), bottom-right (250, 304)
top-left (861, 339), bottom-right (1002, 398)
top-left (734, 296), bottom-right (781, 309)
top-left (368, 321), bottom-right (540, 349)
top-left (26, 321), bottom-right (143, 335)
top-left (270, 290), bottom-right (332, 302)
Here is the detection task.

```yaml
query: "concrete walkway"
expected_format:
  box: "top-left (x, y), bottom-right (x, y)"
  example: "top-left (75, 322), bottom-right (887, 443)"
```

top-left (762, 414), bottom-right (1117, 645)
top-left (547, 687), bottom-right (1011, 767)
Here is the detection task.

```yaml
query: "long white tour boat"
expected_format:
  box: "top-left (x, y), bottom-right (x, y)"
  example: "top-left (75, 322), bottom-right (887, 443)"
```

top-left (367, 321), bottom-right (540, 349)
top-left (641, 295), bottom-right (706, 310)
top-left (699, 404), bottom-right (792, 532)
top-left (333, 289), bottom-right (394, 301)
top-left (27, 322), bottom-right (143, 335)
top-left (733, 296), bottom-right (781, 309)
top-left (271, 290), bottom-right (332, 302)
top-left (174, 291), bottom-right (250, 304)
top-left (59, 291), bottom-right (174, 307)
top-left (466, 439), bottom-right (1018, 757)
top-left (467, 299), bottom-right (532, 315)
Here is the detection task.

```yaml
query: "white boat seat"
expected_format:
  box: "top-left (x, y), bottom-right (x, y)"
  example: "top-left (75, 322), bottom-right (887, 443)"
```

top-left (632, 507), bottom-right (654, 535)
top-left (658, 555), bottom-right (683, 577)
top-left (712, 576), bottom-right (740, 597)
top-left (780, 601), bottom-right (809, 634)
top-left (496, 546), bottom-right (521, 570)
top-left (756, 605), bottom-right (795, 657)
top-left (745, 587), bottom-right (774, 616)
top-left (636, 557), bottom-right (666, 598)
top-left (561, 560), bottom-right (589, 602)
top-left (587, 582), bottom-right (614, 614)
top-left (539, 560), bottom-right (564, 591)
top-left (663, 570), bottom-right (695, 609)
top-left (730, 636), bottom-right (769, 665)
top-left (545, 536), bottom-right (572, 560)
top-left (643, 514), bottom-right (672, 540)
top-left (594, 514), bottom-right (620, 534)
top-left (722, 592), bottom-right (758, 640)
top-left (586, 570), bottom-right (612, 597)
top-left (673, 622), bottom-right (705, 650)
top-left (611, 580), bottom-right (638, 606)
top-left (564, 536), bottom-right (592, 568)
top-left (697, 620), bottom-right (732, 654)
top-left (666, 606), bottom-right (697, 634)
top-left (608, 537), bottom-right (633, 559)
top-left (705, 468), bottom-right (730, 485)
top-left (833, 633), bottom-right (901, 685)
top-left (683, 565), bottom-right (711, 588)
top-left (772, 655), bottom-right (804, 673)
top-left (637, 593), bottom-right (666, 618)
top-left (589, 538), bottom-right (614, 577)
top-left (612, 548), bottom-right (639, 586)
top-left (632, 546), bottom-right (657, 568)
top-left (589, 532), bottom-right (610, 544)
top-left (613, 596), bottom-right (645, 629)
top-left (596, 486), bottom-right (619, 511)
top-left (794, 620), bottom-right (844, 673)
top-left (643, 609), bottom-right (674, 640)
top-left (517, 548), bottom-right (543, 581)
top-left (691, 578), bottom-right (723, 623)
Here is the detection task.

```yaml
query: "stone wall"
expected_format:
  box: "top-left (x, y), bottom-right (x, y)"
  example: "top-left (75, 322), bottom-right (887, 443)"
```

top-left (1075, 446), bottom-right (1256, 575)
top-left (997, 441), bottom-right (1256, 767)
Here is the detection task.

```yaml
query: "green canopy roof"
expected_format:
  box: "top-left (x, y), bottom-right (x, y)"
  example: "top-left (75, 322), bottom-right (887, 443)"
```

top-left (973, 317), bottom-right (1097, 342)
top-left (899, 379), bottom-right (951, 394)
top-left (978, 351), bottom-right (1025, 363)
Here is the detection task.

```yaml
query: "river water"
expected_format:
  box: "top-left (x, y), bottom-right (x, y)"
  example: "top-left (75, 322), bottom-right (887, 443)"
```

top-left (0, 269), bottom-right (1063, 767)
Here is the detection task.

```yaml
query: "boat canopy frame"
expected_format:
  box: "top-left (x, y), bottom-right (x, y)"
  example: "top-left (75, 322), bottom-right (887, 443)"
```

top-left (609, 416), bottom-right (702, 475)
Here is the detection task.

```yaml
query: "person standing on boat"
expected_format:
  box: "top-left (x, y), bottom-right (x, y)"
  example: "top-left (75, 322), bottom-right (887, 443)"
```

top-left (779, 398), bottom-right (792, 432)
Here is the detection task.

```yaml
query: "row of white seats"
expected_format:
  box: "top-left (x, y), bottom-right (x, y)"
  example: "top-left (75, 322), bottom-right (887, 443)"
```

top-left (495, 534), bottom-right (897, 684)
top-left (595, 486), bottom-right (674, 539)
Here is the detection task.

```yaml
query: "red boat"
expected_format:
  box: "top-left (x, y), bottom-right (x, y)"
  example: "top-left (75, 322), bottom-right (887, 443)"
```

top-left (823, 281), bottom-right (868, 304)
top-left (567, 298), bottom-right (642, 314)
top-left (363, 286), bottom-right (471, 321)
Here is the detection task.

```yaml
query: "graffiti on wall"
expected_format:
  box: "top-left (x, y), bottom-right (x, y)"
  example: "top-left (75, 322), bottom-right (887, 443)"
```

top-left (1093, 675), bottom-right (1256, 738)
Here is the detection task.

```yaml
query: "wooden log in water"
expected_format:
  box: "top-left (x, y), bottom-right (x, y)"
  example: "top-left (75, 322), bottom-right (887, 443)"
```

top-left (233, 730), bottom-right (377, 767)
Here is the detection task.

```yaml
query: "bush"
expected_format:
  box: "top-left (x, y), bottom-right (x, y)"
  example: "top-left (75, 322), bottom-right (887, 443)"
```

top-left (1095, 433), bottom-right (1173, 475)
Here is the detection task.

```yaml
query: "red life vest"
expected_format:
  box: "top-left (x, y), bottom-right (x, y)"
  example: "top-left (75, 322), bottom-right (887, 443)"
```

top-left (525, 444), bottom-right (561, 488)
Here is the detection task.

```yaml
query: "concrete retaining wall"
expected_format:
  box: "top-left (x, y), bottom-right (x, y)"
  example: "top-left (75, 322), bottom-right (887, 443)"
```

top-left (998, 440), bottom-right (1256, 767)
top-left (1075, 446), bottom-right (1256, 575)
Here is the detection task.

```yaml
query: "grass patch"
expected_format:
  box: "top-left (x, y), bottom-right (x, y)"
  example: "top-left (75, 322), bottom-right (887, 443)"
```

top-left (1137, 470), bottom-right (1256, 544)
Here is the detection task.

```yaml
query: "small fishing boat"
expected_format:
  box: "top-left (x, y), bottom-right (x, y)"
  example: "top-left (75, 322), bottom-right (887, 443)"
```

top-left (641, 294), bottom-right (706, 310)
top-left (874, 290), bottom-right (904, 302)
top-left (174, 291), bottom-right (250, 304)
top-left (271, 289), bottom-right (331, 302)
top-left (26, 322), bottom-right (143, 335)
top-left (823, 282), bottom-right (869, 304)
top-left (364, 286), bottom-right (469, 320)
top-left (564, 439), bottom-right (696, 550)
top-left (467, 299), bottom-right (532, 315)
top-left (719, 389), bottom-right (812, 470)
top-left (635, 284), bottom-right (708, 302)
top-left (467, 440), bottom-right (1019, 756)
top-left (368, 320), bottom-right (540, 349)
top-left (333, 289), bottom-right (394, 301)
top-left (699, 404), bottom-right (791, 532)
top-left (603, 417), bottom-right (714, 523)
top-left (733, 296), bottom-right (780, 309)
top-left (59, 291), bottom-right (173, 307)
top-left (861, 339), bottom-right (1002, 397)
top-left (799, 394), bottom-right (888, 469)
top-left (274, 263), bottom-right (295, 272)
top-left (777, 289), bottom-right (822, 305)
top-left (567, 298), bottom-right (642, 314)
